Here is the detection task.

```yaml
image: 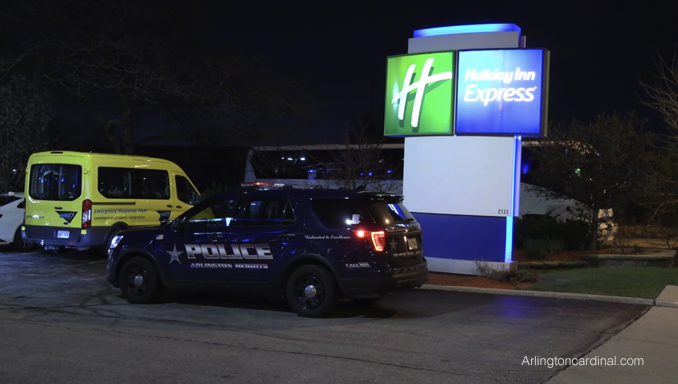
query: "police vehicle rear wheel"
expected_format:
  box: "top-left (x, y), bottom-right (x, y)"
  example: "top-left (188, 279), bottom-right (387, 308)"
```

top-left (120, 257), bottom-right (163, 304)
top-left (286, 265), bottom-right (338, 318)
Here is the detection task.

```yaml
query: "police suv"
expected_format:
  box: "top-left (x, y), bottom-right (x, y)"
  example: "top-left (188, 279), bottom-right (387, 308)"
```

top-left (106, 188), bottom-right (428, 317)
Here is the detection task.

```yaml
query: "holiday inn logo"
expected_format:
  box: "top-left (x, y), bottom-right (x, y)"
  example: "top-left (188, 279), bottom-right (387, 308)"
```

top-left (384, 51), bottom-right (456, 136)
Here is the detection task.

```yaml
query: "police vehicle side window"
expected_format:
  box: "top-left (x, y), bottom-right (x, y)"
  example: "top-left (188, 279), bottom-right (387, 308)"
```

top-left (238, 198), bottom-right (295, 226)
top-left (311, 198), bottom-right (367, 227)
top-left (185, 198), bottom-right (239, 228)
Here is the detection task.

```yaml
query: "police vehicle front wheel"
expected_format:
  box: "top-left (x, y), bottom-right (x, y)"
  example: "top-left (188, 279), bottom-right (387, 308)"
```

top-left (120, 257), bottom-right (163, 304)
top-left (286, 265), bottom-right (338, 318)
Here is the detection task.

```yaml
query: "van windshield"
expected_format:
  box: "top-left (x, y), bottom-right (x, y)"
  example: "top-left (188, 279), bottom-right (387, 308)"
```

top-left (29, 164), bottom-right (82, 201)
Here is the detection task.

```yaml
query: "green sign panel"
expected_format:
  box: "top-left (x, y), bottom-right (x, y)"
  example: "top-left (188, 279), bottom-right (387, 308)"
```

top-left (384, 51), bottom-right (456, 136)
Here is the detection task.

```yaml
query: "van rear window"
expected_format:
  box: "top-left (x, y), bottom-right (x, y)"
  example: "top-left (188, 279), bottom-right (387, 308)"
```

top-left (29, 164), bottom-right (82, 201)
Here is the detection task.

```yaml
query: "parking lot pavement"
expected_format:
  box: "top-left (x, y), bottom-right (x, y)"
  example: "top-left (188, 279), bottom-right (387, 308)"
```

top-left (2, 245), bottom-right (673, 382)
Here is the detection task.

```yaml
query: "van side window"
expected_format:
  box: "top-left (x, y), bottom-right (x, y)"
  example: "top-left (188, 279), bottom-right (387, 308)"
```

top-left (98, 167), bottom-right (169, 199)
top-left (138, 170), bottom-right (169, 199)
top-left (98, 168), bottom-right (132, 198)
top-left (176, 175), bottom-right (200, 205)
top-left (29, 164), bottom-right (82, 201)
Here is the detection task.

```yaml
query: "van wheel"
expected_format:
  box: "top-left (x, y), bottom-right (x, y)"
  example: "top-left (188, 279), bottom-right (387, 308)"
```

top-left (285, 265), bottom-right (338, 318)
top-left (120, 257), bottom-right (163, 304)
top-left (12, 227), bottom-right (37, 252)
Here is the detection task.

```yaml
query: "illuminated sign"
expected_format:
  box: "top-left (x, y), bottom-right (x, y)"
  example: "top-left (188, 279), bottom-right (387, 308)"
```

top-left (384, 48), bottom-right (549, 137)
top-left (455, 49), bottom-right (549, 136)
top-left (384, 52), bottom-right (455, 136)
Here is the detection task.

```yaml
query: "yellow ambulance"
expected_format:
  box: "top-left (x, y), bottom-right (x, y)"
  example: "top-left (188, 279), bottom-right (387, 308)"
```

top-left (23, 151), bottom-right (201, 250)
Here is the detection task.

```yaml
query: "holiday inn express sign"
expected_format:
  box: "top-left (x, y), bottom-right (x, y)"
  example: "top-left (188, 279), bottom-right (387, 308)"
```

top-left (385, 51), bottom-right (456, 135)
top-left (384, 48), bottom-right (550, 137)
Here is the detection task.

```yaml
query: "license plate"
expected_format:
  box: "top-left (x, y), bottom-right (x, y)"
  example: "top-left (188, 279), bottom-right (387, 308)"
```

top-left (57, 230), bottom-right (70, 239)
top-left (407, 237), bottom-right (418, 250)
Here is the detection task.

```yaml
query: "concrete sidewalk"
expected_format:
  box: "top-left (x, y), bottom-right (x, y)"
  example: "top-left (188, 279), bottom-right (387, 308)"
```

top-left (544, 285), bottom-right (678, 384)
top-left (421, 284), bottom-right (678, 383)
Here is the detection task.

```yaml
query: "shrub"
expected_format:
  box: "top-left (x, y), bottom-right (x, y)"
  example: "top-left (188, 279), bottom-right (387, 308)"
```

top-left (505, 269), bottom-right (538, 284)
top-left (515, 215), bottom-right (588, 251)
top-left (474, 261), bottom-right (538, 285)
top-left (524, 237), bottom-right (564, 260)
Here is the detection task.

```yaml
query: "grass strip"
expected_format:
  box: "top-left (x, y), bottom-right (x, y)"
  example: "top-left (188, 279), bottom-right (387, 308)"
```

top-left (522, 267), bottom-right (678, 299)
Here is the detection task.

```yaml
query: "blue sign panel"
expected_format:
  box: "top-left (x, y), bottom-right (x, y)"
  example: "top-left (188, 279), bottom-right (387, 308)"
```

top-left (455, 49), bottom-right (549, 136)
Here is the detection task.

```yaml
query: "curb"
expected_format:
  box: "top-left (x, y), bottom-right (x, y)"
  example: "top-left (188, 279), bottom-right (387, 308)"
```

top-left (419, 284), bottom-right (656, 306)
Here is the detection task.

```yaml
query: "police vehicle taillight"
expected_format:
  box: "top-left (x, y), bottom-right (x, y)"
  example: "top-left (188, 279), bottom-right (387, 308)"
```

top-left (82, 199), bottom-right (92, 228)
top-left (354, 229), bottom-right (386, 252)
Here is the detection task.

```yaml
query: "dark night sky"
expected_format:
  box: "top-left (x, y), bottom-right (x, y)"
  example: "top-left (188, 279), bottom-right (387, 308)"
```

top-left (57, 0), bottom-right (678, 142)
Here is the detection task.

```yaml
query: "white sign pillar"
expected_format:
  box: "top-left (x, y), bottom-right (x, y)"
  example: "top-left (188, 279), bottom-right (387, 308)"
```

top-left (405, 26), bottom-right (522, 275)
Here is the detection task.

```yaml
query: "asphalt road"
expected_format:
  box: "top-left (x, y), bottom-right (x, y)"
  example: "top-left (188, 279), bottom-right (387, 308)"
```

top-left (0, 245), bottom-right (649, 383)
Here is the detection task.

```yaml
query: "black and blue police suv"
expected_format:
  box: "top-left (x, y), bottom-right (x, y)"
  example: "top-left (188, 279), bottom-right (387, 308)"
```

top-left (106, 188), bottom-right (428, 318)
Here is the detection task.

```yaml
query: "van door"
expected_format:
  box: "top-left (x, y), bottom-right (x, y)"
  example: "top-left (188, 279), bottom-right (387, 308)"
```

top-left (128, 168), bottom-right (175, 227)
top-left (25, 157), bottom-right (85, 245)
top-left (174, 174), bottom-right (201, 215)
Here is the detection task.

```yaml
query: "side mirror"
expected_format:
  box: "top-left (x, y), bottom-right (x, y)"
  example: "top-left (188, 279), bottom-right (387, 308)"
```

top-left (171, 217), bottom-right (186, 232)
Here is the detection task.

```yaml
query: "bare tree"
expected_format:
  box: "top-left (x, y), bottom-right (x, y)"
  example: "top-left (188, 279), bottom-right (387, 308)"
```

top-left (324, 121), bottom-right (403, 193)
top-left (638, 53), bottom-right (678, 234)
top-left (640, 54), bottom-right (678, 134)
top-left (526, 112), bottom-right (655, 250)
top-left (3, 0), bottom-right (315, 154)
top-left (0, 74), bottom-right (51, 191)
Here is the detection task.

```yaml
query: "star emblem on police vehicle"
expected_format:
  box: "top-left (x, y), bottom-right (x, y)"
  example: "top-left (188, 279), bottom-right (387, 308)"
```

top-left (390, 239), bottom-right (398, 251)
top-left (168, 244), bottom-right (183, 264)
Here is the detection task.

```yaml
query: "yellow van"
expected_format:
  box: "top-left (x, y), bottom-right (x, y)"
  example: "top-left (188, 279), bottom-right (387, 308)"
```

top-left (24, 151), bottom-right (201, 250)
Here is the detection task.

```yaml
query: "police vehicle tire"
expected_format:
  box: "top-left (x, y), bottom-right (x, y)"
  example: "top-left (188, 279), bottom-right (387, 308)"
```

top-left (286, 265), bottom-right (338, 318)
top-left (120, 257), bottom-right (163, 304)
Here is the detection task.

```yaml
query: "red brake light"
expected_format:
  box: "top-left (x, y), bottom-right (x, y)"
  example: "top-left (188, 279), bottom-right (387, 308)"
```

top-left (354, 229), bottom-right (385, 251)
top-left (82, 199), bottom-right (92, 228)
top-left (371, 231), bottom-right (385, 251)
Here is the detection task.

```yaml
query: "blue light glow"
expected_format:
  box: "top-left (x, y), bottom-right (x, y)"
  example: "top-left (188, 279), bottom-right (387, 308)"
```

top-left (505, 216), bottom-right (513, 263)
top-left (505, 135), bottom-right (522, 263)
top-left (414, 23), bottom-right (520, 38)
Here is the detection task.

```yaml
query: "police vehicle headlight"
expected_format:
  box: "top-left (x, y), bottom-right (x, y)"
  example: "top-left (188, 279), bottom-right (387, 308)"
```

top-left (110, 235), bottom-right (124, 249)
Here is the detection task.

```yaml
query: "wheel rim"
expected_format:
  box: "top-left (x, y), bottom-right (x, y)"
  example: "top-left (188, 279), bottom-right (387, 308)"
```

top-left (294, 275), bottom-right (325, 309)
top-left (125, 266), bottom-right (148, 296)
